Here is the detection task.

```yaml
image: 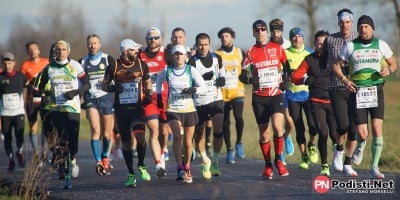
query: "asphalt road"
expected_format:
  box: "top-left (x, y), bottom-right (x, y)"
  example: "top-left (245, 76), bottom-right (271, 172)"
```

top-left (1, 140), bottom-right (399, 200)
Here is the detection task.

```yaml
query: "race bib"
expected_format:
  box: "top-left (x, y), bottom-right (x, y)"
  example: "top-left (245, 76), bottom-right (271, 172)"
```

top-left (258, 67), bottom-right (279, 89)
top-left (2, 93), bottom-right (19, 109)
top-left (119, 82), bottom-right (139, 104)
top-left (224, 69), bottom-right (238, 89)
top-left (89, 79), bottom-right (104, 98)
top-left (356, 86), bottom-right (378, 108)
top-left (169, 93), bottom-right (190, 110)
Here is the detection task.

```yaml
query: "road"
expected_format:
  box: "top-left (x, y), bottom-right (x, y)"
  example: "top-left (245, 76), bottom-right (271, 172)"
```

top-left (0, 140), bottom-right (398, 200)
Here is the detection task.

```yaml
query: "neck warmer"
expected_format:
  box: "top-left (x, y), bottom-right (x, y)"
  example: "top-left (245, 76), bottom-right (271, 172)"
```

top-left (356, 36), bottom-right (374, 45)
top-left (6, 69), bottom-right (16, 77)
top-left (221, 45), bottom-right (234, 53)
top-left (88, 51), bottom-right (103, 61)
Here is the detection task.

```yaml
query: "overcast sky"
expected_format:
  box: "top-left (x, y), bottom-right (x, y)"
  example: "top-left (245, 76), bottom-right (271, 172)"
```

top-left (0, 0), bottom-right (394, 50)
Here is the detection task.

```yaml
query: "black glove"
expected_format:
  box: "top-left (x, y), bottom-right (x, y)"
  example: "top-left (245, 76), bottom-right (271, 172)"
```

top-left (64, 90), bottom-right (79, 100)
top-left (279, 74), bottom-right (290, 91)
top-left (108, 85), bottom-right (124, 94)
top-left (215, 77), bottom-right (225, 87)
top-left (142, 89), bottom-right (153, 106)
top-left (250, 76), bottom-right (259, 85)
top-left (202, 71), bottom-right (214, 80)
top-left (81, 101), bottom-right (93, 109)
top-left (182, 87), bottom-right (197, 95)
top-left (157, 94), bottom-right (163, 109)
top-left (0, 79), bottom-right (9, 87)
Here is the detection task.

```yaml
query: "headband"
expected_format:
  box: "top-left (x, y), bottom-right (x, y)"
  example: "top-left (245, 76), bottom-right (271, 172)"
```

top-left (338, 12), bottom-right (353, 21)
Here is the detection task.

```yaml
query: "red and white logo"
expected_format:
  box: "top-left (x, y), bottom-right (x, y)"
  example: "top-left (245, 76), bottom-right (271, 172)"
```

top-left (313, 175), bottom-right (330, 194)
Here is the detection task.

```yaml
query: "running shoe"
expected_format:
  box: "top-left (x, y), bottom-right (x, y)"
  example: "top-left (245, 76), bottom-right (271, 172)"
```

top-left (96, 161), bottom-right (105, 176)
top-left (352, 141), bottom-right (366, 166)
top-left (308, 144), bottom-right (318, 164)
top-left (200, 161), bottom-right (212, 179)
top-left (274, 160), bottom-right (289, 176)
top-left (211, 162), bottom-right (220, 176)
top-left (8, 160), bottom-right (15, 173)
top-left (284, 135), bottom-right (294, 156)
top-left (370, 167), bottom-right (385, 179)
top-left (299, 155), bottom-right (309, 169)
top-left (16, 151), bottom-right (25, 168)
top-left (138, 165), bottom-right (151, 181)
top-left (71, 159), bottom-right (79, 178)
top-left (125, 173), bottom-right (137, 187)
top-left (191, 149), bottom-right (196, 162)
top-left (156, 164), bottom-right (166, 178)
top-left (102, 158), bottom-right (111, 175)
top-left (226, 149), bottom-right (235, 164)
top-left (332, 148), bottom-right (344, 171)
top-left (343, 165), bottom-right (358, 177)
top-left (183, 169), bottom-right (193, 183)
top-left (235, 143), bottom-right (245, 158)
top-left (320, 164), bottom-right (330, 176)
top-left (262, 162), bottom-right (273, 179)
top-left (0, 133), bottom-right (3, 141)
top-left (176, 168), bottom-right (184, 181)
top-left (63, 176), bottom-right (72, 189)
top-left (206, 142), bottom-right (213, 156)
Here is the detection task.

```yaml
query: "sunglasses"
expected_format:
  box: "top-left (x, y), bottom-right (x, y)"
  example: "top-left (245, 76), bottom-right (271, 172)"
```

top-left (146, 36), bottom-right (160, 41)
top-left (254, 27), bottom-right (266, 33)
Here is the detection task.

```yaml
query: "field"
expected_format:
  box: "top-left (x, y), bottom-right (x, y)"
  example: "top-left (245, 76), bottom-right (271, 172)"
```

top-left (77, 81), bottom-right (400, 173)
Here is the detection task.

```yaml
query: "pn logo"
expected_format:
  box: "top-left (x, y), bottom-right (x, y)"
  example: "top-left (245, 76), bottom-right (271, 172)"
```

top-left (313, 175), bottom-right (330, 194)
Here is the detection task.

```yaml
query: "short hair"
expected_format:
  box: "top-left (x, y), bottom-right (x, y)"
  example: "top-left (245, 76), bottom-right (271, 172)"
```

top-left (217, 27), bottom-right (235, 38)
top-left (195, 33), bottom-right (210, 45)
top-left (337, 8), bottom-right (353, 16)
top-left (314, 30), bottom-right (329, 41)
top-left (86, 33), bottom-right (101, 43)
top-left (171, 27), bottom-right (186, 35)
top-left (269, 18), bottom-right (284, 31)
top-left (25, 41), bottom-right (39, 53)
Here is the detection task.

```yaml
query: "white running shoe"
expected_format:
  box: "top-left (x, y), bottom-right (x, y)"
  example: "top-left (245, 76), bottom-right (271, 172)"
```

top-left (352, 141), bottom-right (366, 166)
top-left (370, 167), bottom-right (385, 179)
top-left (332, 148), bottom-right (344, 171)
top-left (0, 133), bottom-right (4, 141)
top-left (343, 165), bottom-right (357, 177)
top-left (71, 159), bottom-right (79, 178)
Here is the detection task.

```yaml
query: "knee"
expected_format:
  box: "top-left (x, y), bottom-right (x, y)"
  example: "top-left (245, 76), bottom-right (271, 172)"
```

top-left (213, 132), bottom-right (224, 139)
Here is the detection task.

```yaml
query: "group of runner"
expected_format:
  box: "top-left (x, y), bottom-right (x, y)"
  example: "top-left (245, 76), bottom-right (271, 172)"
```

top-left (0, 7), bottom-right (396, 189)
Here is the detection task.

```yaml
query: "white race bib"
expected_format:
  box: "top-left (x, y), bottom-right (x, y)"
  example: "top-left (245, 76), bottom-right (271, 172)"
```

top-left (119, 82), bottom-right (139, 104)
top-left (2, 93), bottom-right (19, 109)
top-left (223, 69), bottom-right (238, 89)
top-left (356, 86), bottom-right (378, 108)
top-left (258, 67), bottom-right (279, 89)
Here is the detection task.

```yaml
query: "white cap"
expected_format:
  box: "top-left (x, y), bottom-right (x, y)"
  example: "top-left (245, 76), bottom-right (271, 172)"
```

top-left (146, 27), bottom-right (161, 36)
top-left (172, 45), bottom-right (186, 55)
top-left (120, 39), bottom-right (142, 52)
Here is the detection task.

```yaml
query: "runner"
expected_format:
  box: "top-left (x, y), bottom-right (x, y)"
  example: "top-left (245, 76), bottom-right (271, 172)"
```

top-left (139, 27), bottom-right (168, 177)
top-left (240, 19), bottom-right (289, 179)
top-left (215, 27), bottom-right (246, 164)
top-left (188, 33), bottom-right (225, 178)
top-left (101, 39), bottom-right (152, 187)
top-left (333, 15), bottom-right (397, 179)
top-left (20, 41), bottom-right (49, 158)
top-left (79, 34), bottom-right (115, 176)
top-left (156, 44), bottom-right (207, 183)
top-left (34, 40), bottom-right (91, 189)
top-left (1, 52), bottom-right (28, 173)
top-left (320, 8), bottom-right (359, 177)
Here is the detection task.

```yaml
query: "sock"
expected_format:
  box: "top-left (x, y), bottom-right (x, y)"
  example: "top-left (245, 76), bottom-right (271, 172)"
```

top-left (102, 139), bottom-right (111, 158)
top-left (91, 139), bottom-right (101, 161)
top-left (273, 136), bottom-right (284, 159)
top-left (259, 141), bottom-right (271, 161)
top-left (336, 144), bottom-right (344, 151)
top-left (137, 142), bottom-right (146, 167)
top-left (371, 136), bottom-right (383, 168)
top-left (358, 140), bottom-right (366, 149)
top-left (344, 156), bottom-right (352, 165)
top-left (30, 133), bottom-right (38, 153)
top-left (200, 151), bottom-right (211, 164)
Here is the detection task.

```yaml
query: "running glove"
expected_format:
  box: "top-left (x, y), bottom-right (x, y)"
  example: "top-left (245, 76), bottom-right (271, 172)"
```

top-left (64, 90), bottom-right (79, 100)
top-left (142, 89), bottom-right (153, 106)
top-left (182, 87), bottom-right (197, 95)
top-left (215, 77), bottom-right (225, 87)
top-left (202, 71), bottom-right (214, 80)
top-left (108, 85), bottom-right (124, 94)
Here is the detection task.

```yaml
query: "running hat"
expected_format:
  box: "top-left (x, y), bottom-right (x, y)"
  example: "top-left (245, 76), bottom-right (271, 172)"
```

top-left (120, 39), bottom-right (142, 52)
top-left (357, 15), bottom-right (375, 30)
top-left (252, 19), bottom-right (267, 29)
top-left (289, 27), bottom-right (304, 38)
top-left (146, 27), bottom-right (161, 36)
top-left (171, 45), bottom-right (186, 54)
top-left (1, 52), bottom-right (15, 61)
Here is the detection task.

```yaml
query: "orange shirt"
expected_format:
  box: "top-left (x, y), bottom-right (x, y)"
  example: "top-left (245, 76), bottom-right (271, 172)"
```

top-left (21, 57), bottom-right (49, 82)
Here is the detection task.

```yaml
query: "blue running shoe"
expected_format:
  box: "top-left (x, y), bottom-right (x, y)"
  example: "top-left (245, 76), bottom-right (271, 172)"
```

top-left (284, 135), bottom-right (294, 156)
top-left (235, 143), bottom-right (245, 158)
top-left (226, 149), bottom-right (235, 164)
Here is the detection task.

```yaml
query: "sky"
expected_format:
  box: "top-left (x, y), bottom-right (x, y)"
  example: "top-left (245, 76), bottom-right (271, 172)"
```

top-left (0, 0), bottom-right (394, 50)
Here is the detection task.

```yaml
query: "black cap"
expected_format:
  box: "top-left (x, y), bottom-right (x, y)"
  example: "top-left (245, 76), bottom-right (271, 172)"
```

top-left (253, 19), bottom-right (267, 29)
top-left (357, 15), bottom-right (374, 30)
